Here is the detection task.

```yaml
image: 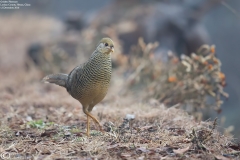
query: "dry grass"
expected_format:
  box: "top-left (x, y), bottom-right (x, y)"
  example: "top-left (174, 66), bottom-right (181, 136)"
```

top-left (0, 82), bottom-right (237, 159)
top-left (0, 14), bottom-right (239, 160)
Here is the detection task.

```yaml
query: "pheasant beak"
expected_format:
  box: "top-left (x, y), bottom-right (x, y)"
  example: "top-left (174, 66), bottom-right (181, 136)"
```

top-left (110, 46), bottom-right (114, 53)
top-left (106, 45), bottom-right (114, 53)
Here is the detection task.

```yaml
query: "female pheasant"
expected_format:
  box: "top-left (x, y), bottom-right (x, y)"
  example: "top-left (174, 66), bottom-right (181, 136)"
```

top-left (42, 38), bottom-right (114, 136)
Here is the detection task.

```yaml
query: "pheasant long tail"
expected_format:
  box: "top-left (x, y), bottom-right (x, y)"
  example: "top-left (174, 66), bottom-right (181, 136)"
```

top-left (42, 73), bottom-right (68, 88)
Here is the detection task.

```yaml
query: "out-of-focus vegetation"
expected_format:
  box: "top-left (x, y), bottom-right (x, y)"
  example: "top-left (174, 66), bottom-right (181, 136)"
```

top-left (27, 32), bottom-right (229, 121)
top-left (122, 38), bottom-right (228, 120)
top-left (0, 0), bottom-right (239, 159)
top-left (21, 0), bottom-right (230, 140)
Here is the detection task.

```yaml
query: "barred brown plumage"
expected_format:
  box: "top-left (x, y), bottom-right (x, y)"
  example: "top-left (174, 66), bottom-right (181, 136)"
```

top-left (42, 38), bottom-right (114, 136)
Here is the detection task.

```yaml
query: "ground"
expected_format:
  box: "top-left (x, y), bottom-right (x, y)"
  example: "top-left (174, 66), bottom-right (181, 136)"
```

top-left (0, 14), bottom-right (239, 160)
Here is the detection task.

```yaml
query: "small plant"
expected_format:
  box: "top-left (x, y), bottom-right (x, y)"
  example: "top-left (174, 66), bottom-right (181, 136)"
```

top-left (76, 137), bottom-right (87, 142)
top-left (90, 130), bottom-right (102, 136)
top-left (27, 120), bottom-right (54, 129)
top-left (123, 38), bottom-right (228, 119)
top-left (70, 128), bottom-right (82, 133)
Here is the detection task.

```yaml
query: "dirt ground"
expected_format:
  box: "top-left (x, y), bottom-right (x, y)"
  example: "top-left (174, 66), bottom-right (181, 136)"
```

top-left (0, 14), bottom-right (239, 160)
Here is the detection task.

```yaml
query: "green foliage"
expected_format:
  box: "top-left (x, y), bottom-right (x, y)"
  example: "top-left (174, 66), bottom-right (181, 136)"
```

top-left (27, 120), bottom-right (54, 129)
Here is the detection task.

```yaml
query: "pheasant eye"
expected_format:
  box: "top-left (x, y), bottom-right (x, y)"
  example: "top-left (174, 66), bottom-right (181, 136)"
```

top-left (105, 43), bottom-right (108, 47)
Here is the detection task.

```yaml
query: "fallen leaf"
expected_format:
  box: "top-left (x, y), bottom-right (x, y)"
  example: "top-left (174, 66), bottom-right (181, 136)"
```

top-left (140, 125), bottom-right (153, 130)
top-left (214, 155), bottom-right (230, 160)
top-left (228, 143), bottom-right (240, 151)
top-left (41, 129), bottom-right (57, 137)
top-left (173, 146), bottom-right (190, 154)
top-left (120, 153), bottom-right (131, 158)
top-left (136, 147), bottom-right (149, 153)
top-left (107, 143), bottom-right (119, 150)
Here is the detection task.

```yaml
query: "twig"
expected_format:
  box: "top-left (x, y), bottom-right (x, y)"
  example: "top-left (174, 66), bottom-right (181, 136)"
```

top-left (221, 1), bottom-right (240, 19)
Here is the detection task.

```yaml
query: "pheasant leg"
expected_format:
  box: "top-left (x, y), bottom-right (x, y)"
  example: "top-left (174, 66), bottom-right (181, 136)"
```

top-left (86, 115), bottom-right (90, 137)
top-left (84, 110), bottom-right (103, 132)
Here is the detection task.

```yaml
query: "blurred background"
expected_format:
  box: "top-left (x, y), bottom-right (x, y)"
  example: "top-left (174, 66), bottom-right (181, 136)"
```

top-left (0, 0), bottom-right (240, 138)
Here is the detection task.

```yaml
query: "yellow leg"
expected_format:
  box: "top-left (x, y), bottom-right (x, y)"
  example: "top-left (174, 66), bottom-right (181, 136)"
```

top-left (83, 109), bottom-right (103, 132)
top-left (86, 115), bottom-right (90, 137)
